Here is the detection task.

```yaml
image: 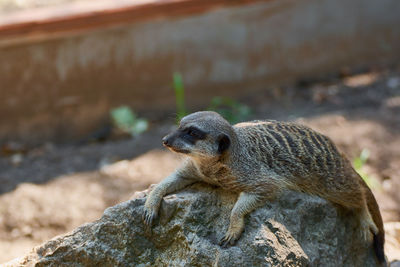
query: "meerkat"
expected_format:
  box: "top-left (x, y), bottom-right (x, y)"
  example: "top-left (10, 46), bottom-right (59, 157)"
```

top-left (142, 111), bottom-right (386, 265)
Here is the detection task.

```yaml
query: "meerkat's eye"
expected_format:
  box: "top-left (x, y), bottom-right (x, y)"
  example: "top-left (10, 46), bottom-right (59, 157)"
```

top-left (185, 127), bottom-right (206, 139)
top-left (187, 128), bottom-right (197, 137)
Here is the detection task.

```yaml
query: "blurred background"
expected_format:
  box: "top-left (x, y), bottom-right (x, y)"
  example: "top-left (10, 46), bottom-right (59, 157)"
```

top-left (0, 0), bottom-right (400, 263)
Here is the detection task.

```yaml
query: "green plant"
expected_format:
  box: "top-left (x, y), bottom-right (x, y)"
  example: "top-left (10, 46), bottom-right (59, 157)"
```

top-left (173, 72), bottom-right (187, 122)
top-left (353, 148), bottom-right (380, 189)
top-left (208, 96), bottom-right (252, 124)
top-left (110, 106), bottom-right (148, 137)
top-left (171, 73), bottom-right (251, 124)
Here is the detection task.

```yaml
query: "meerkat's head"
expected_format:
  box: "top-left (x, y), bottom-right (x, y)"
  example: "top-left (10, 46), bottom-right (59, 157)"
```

top-left (162, 111), bottom-right (233, 159)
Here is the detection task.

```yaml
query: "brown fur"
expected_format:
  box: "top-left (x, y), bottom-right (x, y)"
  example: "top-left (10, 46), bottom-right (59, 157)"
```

top-left (143, 111), bottom-right (385, 264)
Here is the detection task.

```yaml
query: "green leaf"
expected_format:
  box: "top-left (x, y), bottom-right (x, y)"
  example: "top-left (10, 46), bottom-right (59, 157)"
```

top-left (208, 97), bottom-right (252, 124)
top-left (110, 106), bottom-right (148, 137)
top-left (353, 157), bottom-right (363, 170)
top-left (353, 148), bottom-right (380, 190)
top-left (359, 148), bottom-right (370, 164)
top-left (173, 72), bottom-right (187, 122)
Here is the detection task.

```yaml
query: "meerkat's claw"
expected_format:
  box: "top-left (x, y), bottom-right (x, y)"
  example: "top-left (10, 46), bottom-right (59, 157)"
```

top-left (359, 225), bottom-right (373, 243)
top-left (218, 237), bottom-right (229, 248)
top-left (358, 210), bottom-right (377, 243)
top-left (142, 207), bottom-right (157, 227)
top-left (219, 231), bottom-right (239, 247)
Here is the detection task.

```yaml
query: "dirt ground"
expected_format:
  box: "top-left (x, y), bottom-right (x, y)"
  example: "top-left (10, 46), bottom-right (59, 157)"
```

top-left (1, 66), bottom-right (400, 263)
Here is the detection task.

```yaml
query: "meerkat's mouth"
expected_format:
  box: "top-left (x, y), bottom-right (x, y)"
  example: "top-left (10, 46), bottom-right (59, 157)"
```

top-left (165, 146), bottom-right (190, 154)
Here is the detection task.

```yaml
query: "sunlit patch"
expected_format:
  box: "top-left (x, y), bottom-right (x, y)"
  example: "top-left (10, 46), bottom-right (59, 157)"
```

top-left (343, 73), bottom-right (379, 88)
top-left (385, 96), bottom-right (400, 108)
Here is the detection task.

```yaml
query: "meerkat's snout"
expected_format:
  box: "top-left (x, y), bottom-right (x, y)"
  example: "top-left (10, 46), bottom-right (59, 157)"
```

top-left (161, 130), bottom-right (191, 154)
top-left (162, 135), bottom-right (170, 147)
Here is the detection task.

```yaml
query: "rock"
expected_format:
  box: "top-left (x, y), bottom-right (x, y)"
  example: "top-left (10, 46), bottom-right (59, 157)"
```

top-left (7, 183), bottom-right (380, 266)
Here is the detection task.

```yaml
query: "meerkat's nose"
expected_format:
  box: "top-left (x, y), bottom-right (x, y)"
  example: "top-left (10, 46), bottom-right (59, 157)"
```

top-left (162, 136), bottom-right (169, 146)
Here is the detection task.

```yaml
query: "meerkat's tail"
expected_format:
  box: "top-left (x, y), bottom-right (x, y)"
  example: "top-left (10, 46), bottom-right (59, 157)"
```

top-left (363, 180), bottom-right (386, 266)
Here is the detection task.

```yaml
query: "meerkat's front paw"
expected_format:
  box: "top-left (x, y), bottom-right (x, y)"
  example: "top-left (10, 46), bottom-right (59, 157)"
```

top-left (142, 206), bottom-right (158, 227)
top-left (219, 229), bottom-right (241, 247)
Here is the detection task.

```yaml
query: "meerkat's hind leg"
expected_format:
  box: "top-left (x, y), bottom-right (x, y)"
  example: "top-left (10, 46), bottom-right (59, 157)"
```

top-left (323, 183), bottom-right (378, 243)
top-left (219, 192), bottom-right (265, 247)
top-left (358, 201), bottom-right (378, 243)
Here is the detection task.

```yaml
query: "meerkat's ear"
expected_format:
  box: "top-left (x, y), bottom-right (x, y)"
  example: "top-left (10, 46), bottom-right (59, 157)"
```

top-left (217, 134), bottom-right (231, 154)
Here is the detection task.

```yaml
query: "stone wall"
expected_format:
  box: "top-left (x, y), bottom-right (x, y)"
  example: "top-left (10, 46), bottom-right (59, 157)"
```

top-left (1, 0), bottom-right (399, 143)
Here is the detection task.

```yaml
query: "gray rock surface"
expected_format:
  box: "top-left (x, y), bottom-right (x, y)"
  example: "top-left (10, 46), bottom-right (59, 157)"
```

top-left (7, 183), bottom-right (379, 266)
